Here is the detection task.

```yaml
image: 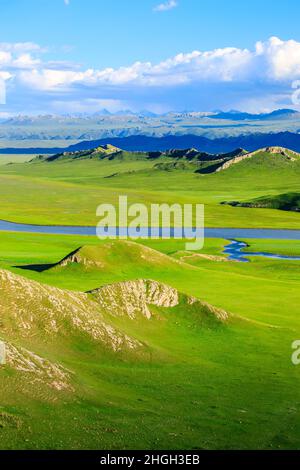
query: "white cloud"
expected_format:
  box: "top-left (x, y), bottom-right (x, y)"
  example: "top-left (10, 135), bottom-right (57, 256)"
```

top-left (0, 37), bottom-right (298, 88)
top-left (1, 37), bottom-right (300, 113)
top-left (154, 0), bottom-right (178, 12)
top-left (15, 37), bottom-right (300, 93)
top-left (255, 36), bottom-right (300, 80)
top-left (13, 54), bottom-right (41, 69)
top-left (0, 71), bottom-right (13, 81)
top-left (0, 51), bottom-right (11, 66)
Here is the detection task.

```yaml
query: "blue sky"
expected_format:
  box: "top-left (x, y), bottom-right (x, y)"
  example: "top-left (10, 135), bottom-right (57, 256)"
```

top-left (1, 0), bottom-right (300, 114)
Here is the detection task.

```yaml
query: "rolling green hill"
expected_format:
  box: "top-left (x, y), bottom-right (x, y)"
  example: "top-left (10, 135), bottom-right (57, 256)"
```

top-left (223, 192), bottom-right (300, 213)
top-left (36, 144), bottom-right (122, 162)
top-left (1, 233), bottom-right (300, 449)
top-left (0, 258), bottom-right (234, 450)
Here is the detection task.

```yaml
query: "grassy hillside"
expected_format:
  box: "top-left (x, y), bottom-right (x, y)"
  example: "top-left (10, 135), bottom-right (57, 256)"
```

top-left (0, 232), bottom-right (300, 449)
top-left (224, 192), bottom-right (300, 213)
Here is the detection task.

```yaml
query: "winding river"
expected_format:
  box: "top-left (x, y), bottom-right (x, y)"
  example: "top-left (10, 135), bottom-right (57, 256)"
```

top-left (1, 219), bottom-right (300, 262)
top-left (223, 239), bottom-right (300, 262)
top-left (1, 219), bottom-right (300, 239)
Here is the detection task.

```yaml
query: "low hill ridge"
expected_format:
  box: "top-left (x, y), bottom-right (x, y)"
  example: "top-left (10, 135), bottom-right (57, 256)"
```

top-left (52, 241), bottom-right (184, 272)
top-left (216, 146), bottom-right (300, 172)
top-left (29, 144), bottom-right (300, 175)
top-left (34, 143), bottom-right (122, 163)
top-left (223, 192), bottom-right (300, 213)
top-left (89, 279), bottom-right (180, 320)
top-left (89, 279), bottom-right (228, 321)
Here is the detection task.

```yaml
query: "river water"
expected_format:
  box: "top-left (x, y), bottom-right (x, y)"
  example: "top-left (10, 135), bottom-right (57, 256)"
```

top-left (1, 220), bottom-right (300, 262)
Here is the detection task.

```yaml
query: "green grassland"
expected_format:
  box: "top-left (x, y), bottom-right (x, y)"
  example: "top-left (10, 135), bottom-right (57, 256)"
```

top-left (1, 231), bottom-right (300, 449)
top-left (0, 148), bottom-right (300, 227)
top-left (0, 154), bottom-right (34, 165)
top-left (243, 239), bottom-right (300, 256)
top-left (1, 146), bottom-right (300, 450)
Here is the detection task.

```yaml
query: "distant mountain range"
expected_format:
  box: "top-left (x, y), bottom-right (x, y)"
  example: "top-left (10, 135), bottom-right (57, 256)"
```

top-left (66, 131), bottom-right (300, 153)
top-left (1, 109), bottom-right (300, 155)
top-left (1, 108), bottom-right (299, 123)
top-left (3, 131), bottom-right (300, 155)
top-left (208, 109), bottom-right (300, 121)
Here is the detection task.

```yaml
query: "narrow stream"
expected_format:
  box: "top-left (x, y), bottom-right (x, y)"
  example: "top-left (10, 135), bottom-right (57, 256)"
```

top-left (224, 239), bottom-right (300, 262)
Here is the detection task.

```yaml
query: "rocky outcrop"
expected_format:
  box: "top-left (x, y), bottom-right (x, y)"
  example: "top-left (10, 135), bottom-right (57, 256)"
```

top-left (264, 146), bottom-right (299, 158)
top-left (200, 301), bottom-right (229, 322)
top-left (175, 251), bottom-right (230, 263)
top-left (57, 247), bottom-right (105, 269)
top-left (216, 150), bottom-right (260, 171)
top-left (89, 279), bottom-right (229, 322)
top-left (89, 280), bottom-right (179, 319)
top-left (216, 146), bottom-right (300, 172)
top-left (5, 341), bottom-right (72, 391)
top-left (0, 269), bottom-right (140, 352)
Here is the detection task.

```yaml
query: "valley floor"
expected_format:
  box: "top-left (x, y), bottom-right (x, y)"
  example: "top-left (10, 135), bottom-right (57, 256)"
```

top-left (1, 148), bottom-right (300, 449)
top-left (1, 148), bottom-right (300, 229)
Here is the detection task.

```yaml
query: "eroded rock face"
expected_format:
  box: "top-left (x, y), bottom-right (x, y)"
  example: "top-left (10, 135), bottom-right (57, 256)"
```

top-left (5, 341), bottom-right (72, 391)
top-left (0, 269), bottom-right (229, 393)
top-left (264, 146), bottom-right (299, 157)
top-left (216, 152), bottom-right (258, 171)
top-left (89, 280), bottom-right (179, 319)
top-left (89, 279), bottom-right (229, 322)
top-left (0, 269), bottom-right (140, 352)
top-left (216, 146), bottom-right (300, 171)
top-left (200, 301), bottom-right (229, 322)
top-left (59, 250), bottom-right (104, 269)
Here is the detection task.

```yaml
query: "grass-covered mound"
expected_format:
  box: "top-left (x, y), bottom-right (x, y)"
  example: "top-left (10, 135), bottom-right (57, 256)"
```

top-left (223, 192), bottom-right (300, 212)
top-left (17, 240), bottom-right (198, 291)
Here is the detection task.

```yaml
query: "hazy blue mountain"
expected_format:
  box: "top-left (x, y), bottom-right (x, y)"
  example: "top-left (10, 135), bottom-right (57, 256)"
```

top-left (209, 109), bottom-right (300, 121)
top-left (2, 131), bottom-right (300, 155)
top-left (1, 110), bottom-right (300, 153)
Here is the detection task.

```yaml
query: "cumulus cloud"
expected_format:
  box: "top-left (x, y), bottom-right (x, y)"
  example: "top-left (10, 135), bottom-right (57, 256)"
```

top-left (255, 36), bottom-right (300, 80)
top-left (1, 37), bottom-right (300, 113)
top-left (154, 0), bottom-right (178, 12)
top-left (13, 37), bottom-right (300, 92)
